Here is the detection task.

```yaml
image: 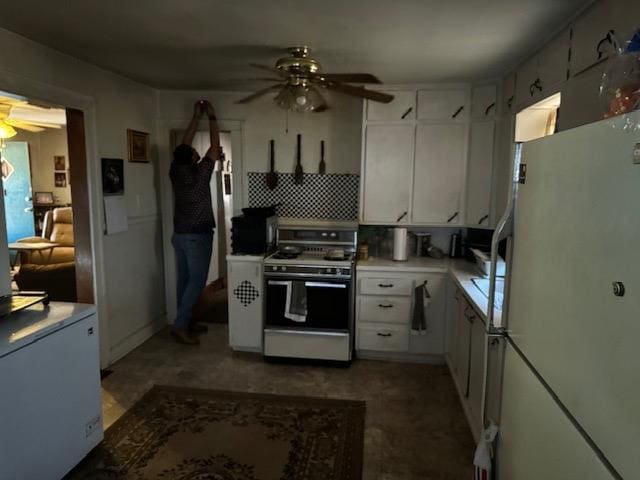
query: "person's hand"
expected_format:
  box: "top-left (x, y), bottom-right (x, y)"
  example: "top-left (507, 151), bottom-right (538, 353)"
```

top-left (203, 100), bottom-right (216, 118)
top-left (193, 100), bottom-right (205, 117)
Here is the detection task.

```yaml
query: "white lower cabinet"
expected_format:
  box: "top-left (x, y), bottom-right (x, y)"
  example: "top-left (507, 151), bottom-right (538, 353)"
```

top-left (357, 324), bottom-right (409, 352)
top-left (355, 269), bottom-right (446, 358)
top-left (446, 284), bottom-right (488, 442)
top-left (227, 255), bottom-right (264, 352)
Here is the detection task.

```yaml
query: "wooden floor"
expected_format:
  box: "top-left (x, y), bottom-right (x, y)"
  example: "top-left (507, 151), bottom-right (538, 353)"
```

top-left (101, 324), bottom-right (475, 480)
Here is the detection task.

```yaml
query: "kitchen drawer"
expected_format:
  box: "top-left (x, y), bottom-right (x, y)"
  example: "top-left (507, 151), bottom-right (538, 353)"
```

top-left (359, 277), bottom-right (413, 296)
top-left (357, 324), bottom-right (409, 352)
top-left (359, 295), bottom-right (411, 324)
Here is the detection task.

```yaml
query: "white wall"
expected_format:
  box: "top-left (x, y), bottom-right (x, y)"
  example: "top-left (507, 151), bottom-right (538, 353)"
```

top-left (156, 89), bottom-right (363, 320)
top-left (0, 27), bottom-right (165, 366)
top-left (12, 129), bottom-right (71, 205)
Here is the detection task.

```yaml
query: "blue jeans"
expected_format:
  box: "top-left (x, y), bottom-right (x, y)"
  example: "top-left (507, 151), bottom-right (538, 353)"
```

top-left (172, 233), bottom-right (213, 330)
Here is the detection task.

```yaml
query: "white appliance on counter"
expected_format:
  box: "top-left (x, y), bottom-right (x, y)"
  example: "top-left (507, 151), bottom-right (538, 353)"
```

top-left (484, 112), bottom-right (640, 478)
top-left (0, 302), bottom-right (102, 480)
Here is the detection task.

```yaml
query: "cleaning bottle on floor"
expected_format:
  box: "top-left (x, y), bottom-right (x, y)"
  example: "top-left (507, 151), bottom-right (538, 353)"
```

top-left (473, 423), bottom-right (499, 480)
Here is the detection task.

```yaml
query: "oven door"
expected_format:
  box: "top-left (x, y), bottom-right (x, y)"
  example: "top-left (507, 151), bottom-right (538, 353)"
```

top-left (265, 277), bottom-right (351, 331)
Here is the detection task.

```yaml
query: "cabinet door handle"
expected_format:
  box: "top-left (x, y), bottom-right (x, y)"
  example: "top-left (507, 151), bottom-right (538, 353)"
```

top-left (401, 107), bottom-right (413, 119)
top-left (378, 303), bottom-right (394, 308)
top-left (507, 95), bottom-right (514, 110)
top-left (596, 30), bottom-right (617, 59)
top-left (376, 332), bottom-right (393, 337)
top-left (478, 214), bottom-right (489, 225)
top-left (529, 78), bottom-right (542, 97)
top-left (484, 102), bottom-right (496, 116)
top-left (396, 211), bottom-right (408, 222)
top-left (447, 211), bottom-right (459, 223)
top-left (378, 283), bottom-right (394, 288)
top-left (452, 105), bottom-right (465, 118)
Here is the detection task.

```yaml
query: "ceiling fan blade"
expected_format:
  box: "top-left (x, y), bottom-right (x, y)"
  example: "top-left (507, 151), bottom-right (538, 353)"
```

top-left (314, 103), bottom-right (329, 113)
top-left (231, 77), bottom-right (283, 83)
top-left (313, 73), bottom-right (381, 84)
top-left (313, 78), bottom-right (394, 103)
top-left (4, 119), bottom-right (44, 132)
top-left (249, 63), bottom-right (288, 78)
top-left (235, 85), bottom-right (283, 104)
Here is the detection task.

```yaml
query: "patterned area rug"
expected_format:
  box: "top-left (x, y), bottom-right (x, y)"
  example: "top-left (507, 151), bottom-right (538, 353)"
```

top-left (66, 386), bottom-right (365, 480)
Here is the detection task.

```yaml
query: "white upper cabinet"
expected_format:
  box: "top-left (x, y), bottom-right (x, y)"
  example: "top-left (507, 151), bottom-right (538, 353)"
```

top-left (366, 90), bottom-right (416, 121)
top-left (514, 31), bottom-right (569, 109)
top-left (471, 85), bottom-right (497, 119)
top-left (417, 89), bottom-right (469, 122)
top-left (514, 56), bottom-right (540, 108)
top-left (466, 121), bottom-right (495, 227)
top-left (570, 0), bottom-right (614, 77)
top-left (538, 31), bottom-right (570, 92)
top-left (361, 124), bottom-right (414, 224)
top-left (502, 73), bottom-right (516, 115)
top-left (411, 123), bottom-right (466, 224)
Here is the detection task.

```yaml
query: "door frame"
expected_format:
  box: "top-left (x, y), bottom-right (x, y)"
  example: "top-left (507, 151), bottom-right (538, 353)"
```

top-left (157, 117), bottom-right (244, 323)
top-left (0, 67), bottom-right (109, 366)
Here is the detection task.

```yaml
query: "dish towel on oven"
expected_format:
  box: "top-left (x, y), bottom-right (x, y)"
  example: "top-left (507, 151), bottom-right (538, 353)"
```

top-left (411, 281), bottom-right (431, 335)
top-left (285, 281), bottom-right (307, 322)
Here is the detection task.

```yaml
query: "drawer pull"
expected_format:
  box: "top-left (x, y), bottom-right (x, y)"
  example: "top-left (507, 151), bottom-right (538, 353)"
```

top-left (378, 303), bottom-right (394, 308)
top-left (378, 283), bottom-right (394, 288)
top-left (376, 332), bottom-right (393, 337)
top-left (452, 105), bottom-right (465, 118)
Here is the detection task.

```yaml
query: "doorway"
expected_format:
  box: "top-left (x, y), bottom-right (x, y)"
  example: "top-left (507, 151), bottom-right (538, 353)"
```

top-left (0, 91), bottom-right (94, 303)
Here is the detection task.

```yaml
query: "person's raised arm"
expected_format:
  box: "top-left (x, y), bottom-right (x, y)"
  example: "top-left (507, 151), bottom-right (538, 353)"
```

top-left (203, 101), bottom-right (221, 162)
top-left (181, 101), bottom-right (204, 146)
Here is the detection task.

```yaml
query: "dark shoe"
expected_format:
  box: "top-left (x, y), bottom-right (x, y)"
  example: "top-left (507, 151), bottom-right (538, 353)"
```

top-left (170, 328), bottom-right (200, 345)
top-left (189, 322), bottom-right (209, 334)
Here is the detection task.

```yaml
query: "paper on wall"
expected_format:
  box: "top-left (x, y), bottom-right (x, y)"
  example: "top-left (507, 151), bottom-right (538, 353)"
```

top-left (104, 195), bottom-right (128, 235)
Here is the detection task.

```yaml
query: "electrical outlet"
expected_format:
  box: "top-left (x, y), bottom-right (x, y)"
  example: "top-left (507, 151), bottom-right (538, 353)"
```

top-left (634, 143), bottom-right (640, 165)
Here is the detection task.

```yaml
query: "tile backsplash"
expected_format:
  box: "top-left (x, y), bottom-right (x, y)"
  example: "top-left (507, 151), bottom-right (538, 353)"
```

top-left (248, 172), bottom-right (359, 220)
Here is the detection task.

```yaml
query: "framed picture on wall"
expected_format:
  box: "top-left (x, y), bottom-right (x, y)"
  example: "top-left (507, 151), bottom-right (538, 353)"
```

top-left (54, 155), bottom-right (66, 171)
top-left (54, 172), bottom-right (67, 187)
top-left (127, 129), bottom-right (150, 163)
top-left (101, 158), bottom-right (124, 195)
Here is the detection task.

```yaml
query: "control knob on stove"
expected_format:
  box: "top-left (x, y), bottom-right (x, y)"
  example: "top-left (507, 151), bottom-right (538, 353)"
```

top-left (280, 266), bottom-right (287, 272)
top-left (271, 266), bottom-right (277, 271)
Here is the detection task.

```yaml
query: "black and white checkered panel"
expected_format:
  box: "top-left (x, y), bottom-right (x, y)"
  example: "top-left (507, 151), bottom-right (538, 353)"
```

top-left (247, 173), bottom-right (359, 220)
top-left (233, 280), bottom-right (259, 307)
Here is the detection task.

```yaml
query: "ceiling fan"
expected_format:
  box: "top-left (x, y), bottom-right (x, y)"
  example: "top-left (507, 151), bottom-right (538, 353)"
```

top-left (235, 46), bottom-right (394, 112)
top-left (0, 96), bottom-right (66, 137)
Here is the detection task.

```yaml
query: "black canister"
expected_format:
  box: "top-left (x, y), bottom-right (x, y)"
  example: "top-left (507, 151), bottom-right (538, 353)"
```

top-left (449, 231), bottom-right (463, 258)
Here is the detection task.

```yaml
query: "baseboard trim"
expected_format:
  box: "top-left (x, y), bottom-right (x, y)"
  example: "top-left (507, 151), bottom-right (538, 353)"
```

top-left (230, 346), bottom-right (262, 353)
top-left (355, 350), bottom-right (445, 365)
top-left (108, 315), bottom-right (166, 365)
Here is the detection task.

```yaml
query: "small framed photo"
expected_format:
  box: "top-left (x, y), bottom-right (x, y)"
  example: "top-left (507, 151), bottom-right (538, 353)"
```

top-left (102, 158), bottom-right (124, 195)
top-left (127, 129), bottom-right (150, 163)
top-left (54, 172), bottom-right (67, 187)
top-left (54, 155), bottom-right (66, 171)
top-left (34, 192), bottom-right (54, 205)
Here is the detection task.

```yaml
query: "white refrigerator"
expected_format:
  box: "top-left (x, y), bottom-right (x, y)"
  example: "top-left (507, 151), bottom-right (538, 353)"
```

top-left (486, 111), bottom-right (640, 479)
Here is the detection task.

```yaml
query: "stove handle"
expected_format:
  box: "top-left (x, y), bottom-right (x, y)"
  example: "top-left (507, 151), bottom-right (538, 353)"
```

top-left (267, 280), bottom-right (289, 286)
top-left (305, 282), bottom-right (347, 289)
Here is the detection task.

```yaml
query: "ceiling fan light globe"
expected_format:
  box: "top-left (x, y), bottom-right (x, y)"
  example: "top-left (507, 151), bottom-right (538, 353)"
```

top-left (0, 120), bottom-right (17, 139)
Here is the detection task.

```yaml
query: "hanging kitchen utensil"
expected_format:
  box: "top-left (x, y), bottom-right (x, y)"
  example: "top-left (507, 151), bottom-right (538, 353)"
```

top-left (294, 134), bottom-right (303, 184)
top-left (266, 139), bottom-right (278, 190)
top-left (319, 140), bottom-right (326, 174)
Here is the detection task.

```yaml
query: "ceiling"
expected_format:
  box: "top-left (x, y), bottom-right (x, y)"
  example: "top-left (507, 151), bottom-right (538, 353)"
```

top-left (0, 0), bottom-right (591, 90)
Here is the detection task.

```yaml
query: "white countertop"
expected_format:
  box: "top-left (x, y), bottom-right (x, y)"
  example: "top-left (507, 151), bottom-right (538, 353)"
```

top-left (357, 256), bottom-right (503, 325)
top-left (0, 302), bottom-right (96, 357)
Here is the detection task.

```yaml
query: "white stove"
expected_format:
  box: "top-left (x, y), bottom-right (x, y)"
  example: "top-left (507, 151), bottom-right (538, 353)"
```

top-left (262, 223), bottom-right (358, 363)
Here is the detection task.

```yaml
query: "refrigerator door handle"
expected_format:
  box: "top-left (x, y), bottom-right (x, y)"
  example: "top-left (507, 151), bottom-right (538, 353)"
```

top-left (488, 143), bottom-right (521, 330)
